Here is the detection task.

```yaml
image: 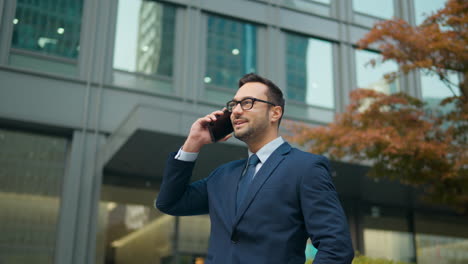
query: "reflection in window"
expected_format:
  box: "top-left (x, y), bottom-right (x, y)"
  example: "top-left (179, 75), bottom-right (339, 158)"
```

top-left (97, 185), bottom-right (211, 264)
top-left (362, 207), bottom-right (415, 263)
top-left (416, 234), bottom-right (468, 264)
top-left (352, 0), bottom-right (394, 19)
top-left (414, 0), bottom-right (446, 25)
top-left (415, 214), bottom-right (468, 264)
top-left (0, 129), bottom-right (68, 263)
top-left (364, 229), bottom-right (415, 262)
top-left (205, 15), bottom-right (257, 89)
top-left (421, 71), bottom-right (459, 110)
top-left (113, 0), bottom-right (176, 77)
top-left (11, 0), bottom-right (83, 59)
top-left (286, 33), bottom-right (334, 108)
top-left (355, 49), bottom-right (399, 94)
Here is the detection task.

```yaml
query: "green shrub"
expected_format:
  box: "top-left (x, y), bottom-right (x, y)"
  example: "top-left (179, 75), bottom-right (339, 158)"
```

top-left (306, 253), bottom-right (414, 264)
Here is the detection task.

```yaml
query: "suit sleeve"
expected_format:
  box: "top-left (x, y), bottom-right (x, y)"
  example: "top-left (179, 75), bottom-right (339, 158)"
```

top-left (300, 156), bottom-right (354, 264)
top-left (155, 152), bottom-right (215, 216)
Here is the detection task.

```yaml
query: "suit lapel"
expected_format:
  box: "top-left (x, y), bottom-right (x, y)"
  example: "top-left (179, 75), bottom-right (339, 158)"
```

top-left (233, 142), bottom-right (291, 226)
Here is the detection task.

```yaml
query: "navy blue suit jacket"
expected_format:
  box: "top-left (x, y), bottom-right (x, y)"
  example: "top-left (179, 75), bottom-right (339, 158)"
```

top-left (156, 142), bottom-right (354, 264)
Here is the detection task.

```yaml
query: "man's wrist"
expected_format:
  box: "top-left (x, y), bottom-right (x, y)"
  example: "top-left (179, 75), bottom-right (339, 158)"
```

top-left (182, 138), bottom-right (204, 153)
top-left (175, 148), bottom-right (199, 162)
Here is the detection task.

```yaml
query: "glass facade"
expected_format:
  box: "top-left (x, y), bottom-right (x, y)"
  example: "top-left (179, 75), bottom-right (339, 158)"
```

top-left (362, 206), bottom-right (415, 263)
top-left (2, 0), bottom-right (468, 264)
top-left (113, 0), bottom-right (176, 77)
top-left (414, 0), bottom-right (447, 25)
top-left (11, 0), bottom-right (83, 59)
top-left (286, 33), bottom-right (335, 108)
top-left (415, 213), bottom-right (468, 264)
top-left (0, 129), bottom-right (68, 263)
top-left (414, 0), bottom-right (457, 113)
top-left (421, 71), bottom-right (459, 110)
top-left (416, 234), bottom-right (468, 264)
top-left (352, 0), bottom-right (394, 19)
top-left (96, 184), bottom-right (211, 264)
top-left (205, 15), bottom-right (257, 89)
top-left (364, 229), bottom-right (415, 262)
top-left (355, 49), bottom-right (399, 94)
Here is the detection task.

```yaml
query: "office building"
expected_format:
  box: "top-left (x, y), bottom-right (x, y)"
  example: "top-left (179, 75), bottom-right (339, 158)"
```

top-left (0, 0), bottom-right (467, 263)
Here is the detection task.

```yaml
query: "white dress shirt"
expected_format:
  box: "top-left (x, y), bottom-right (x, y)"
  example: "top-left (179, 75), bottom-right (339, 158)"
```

top-left (175, 136), bottom-right (285, 178)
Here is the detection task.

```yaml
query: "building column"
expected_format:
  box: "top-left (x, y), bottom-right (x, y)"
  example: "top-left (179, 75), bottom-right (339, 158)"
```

top-left (54, 131), bottom-right (106, 264)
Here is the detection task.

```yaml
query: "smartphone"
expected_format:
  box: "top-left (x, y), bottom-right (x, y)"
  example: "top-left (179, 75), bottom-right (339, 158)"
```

top-left (208, 110), bottom-right (233, 142)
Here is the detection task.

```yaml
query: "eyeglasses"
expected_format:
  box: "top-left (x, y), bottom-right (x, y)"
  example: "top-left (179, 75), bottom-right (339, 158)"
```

top-left (226, 97), bottom-right (276, 112)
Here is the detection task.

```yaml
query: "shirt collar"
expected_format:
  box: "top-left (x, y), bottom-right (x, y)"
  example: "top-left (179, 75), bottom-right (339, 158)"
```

top-left (248, 136), bottom-right (285, 164)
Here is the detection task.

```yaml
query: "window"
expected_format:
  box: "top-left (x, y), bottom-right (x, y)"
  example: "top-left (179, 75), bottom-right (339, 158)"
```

top-left (352, 0), bottom-right (394, 19)
top-left (413, 0), bottom-right (458, 112)
top-left (0, 129), bottom-right (68, 263)
top-left (286, 33), bottom-right (334, 108)
top-left (11, 0), bottom-right (83, 59)
top-left (96, 184), bottom-right (211, 263)
top-left (364, 229), bottom-right (414, 262)
top-left (414, 213), bottom-right (468, 264)
top-left (113, 0), bottom-right (176, 77)
top-left (414, 0), bottom-right (447, 25)
top-left (362, 206), bottom-right (415, 263)
top-left (421, 71), bottom-right (459, 112)
top-left (204, 15), bottom-right (257, 89)
top-left (355, 49), bottom-right (399, 94)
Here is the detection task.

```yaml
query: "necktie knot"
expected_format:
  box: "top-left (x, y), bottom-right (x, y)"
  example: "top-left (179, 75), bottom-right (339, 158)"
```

top-left (248, 154), bottom-right (260, 166)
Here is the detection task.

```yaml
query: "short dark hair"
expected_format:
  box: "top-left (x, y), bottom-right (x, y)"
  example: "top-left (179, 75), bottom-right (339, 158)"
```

top-left (238, 73), bottom-right (285, 126)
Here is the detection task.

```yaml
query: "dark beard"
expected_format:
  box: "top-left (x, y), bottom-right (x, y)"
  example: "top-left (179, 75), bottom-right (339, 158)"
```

top-left (233, 126), bottom-right (255, 142)
top-left (233, 111), bottom-right (270, 143)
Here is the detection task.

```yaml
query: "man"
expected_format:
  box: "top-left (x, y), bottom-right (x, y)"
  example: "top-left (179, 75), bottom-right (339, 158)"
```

top-left (156, 73), bottom-right (354, 264)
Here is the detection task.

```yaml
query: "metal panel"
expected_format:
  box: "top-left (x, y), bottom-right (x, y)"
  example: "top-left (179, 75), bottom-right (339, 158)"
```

top-left (71, 131), bottom-right (106, 264)
top-left (54, 131), bottom-right (87, 264)
top-left (77, 0), bottom-right (99, 81)
top-left (0, 0), bottom-right (15, 65)
top-left (0, 0), bottom-right (4, 38)
top-left (198, 0), bottom-right (269, 25)
top-left (279, 8), bottom-right (340, 41)
top-left (0, 69), bottom-right (86, 129)
top-left (339, 44), bottom-right (356, 108)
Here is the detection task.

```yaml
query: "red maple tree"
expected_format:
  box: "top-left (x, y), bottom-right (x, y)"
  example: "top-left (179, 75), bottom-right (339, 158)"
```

top-left (287, 0), bottom-right (468, 212)
top-left (357, 0), bottom-right (467, 107)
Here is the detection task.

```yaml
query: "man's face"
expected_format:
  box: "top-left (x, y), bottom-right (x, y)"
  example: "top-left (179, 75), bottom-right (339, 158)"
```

top-left (230, 82), bottom-right (272, 142)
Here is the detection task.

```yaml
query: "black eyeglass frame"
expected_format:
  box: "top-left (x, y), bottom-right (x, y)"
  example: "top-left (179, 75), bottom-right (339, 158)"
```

top-left (226, 97), bottom-right (277, 112)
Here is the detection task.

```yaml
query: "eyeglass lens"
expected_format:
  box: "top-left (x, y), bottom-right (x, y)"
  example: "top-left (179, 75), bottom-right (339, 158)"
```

top-left (227, 98), bottom-right (253, 111)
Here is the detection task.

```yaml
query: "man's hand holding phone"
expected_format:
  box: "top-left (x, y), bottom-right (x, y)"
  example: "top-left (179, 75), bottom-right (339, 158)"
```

top-left (182, 109), bottom-right (232, 152)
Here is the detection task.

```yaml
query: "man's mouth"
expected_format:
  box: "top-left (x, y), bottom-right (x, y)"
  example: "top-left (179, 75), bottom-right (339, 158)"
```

top-left (233, 119), bottom-right (248, 128)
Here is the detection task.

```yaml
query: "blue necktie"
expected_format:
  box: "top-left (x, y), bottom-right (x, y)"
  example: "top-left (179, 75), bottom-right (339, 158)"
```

top-left (236, 154), bottom-right (260, 212)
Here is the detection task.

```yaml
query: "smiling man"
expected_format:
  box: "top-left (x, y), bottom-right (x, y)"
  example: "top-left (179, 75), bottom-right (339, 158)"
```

top-left (156, 73), bottom-right (354, 264)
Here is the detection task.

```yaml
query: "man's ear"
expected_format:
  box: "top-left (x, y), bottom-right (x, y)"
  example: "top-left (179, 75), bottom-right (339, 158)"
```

top-left (270, 106), bottom-right (282, 123)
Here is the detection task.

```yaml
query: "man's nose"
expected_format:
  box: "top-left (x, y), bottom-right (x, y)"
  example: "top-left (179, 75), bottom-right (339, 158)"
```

top-left (232, 103), bottom-right (243, 114)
